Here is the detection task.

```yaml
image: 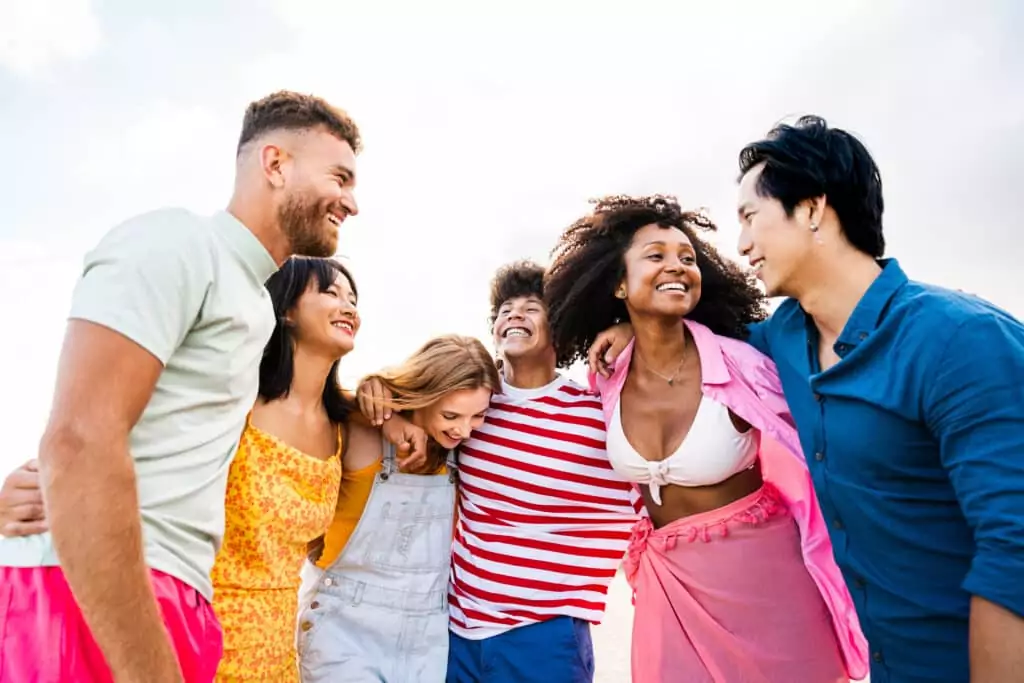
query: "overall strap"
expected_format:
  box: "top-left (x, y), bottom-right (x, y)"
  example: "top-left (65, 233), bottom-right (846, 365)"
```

top-left (380, 436), bottom-right (397, 480)
top-left (446, 448), bottom-right (459, 483)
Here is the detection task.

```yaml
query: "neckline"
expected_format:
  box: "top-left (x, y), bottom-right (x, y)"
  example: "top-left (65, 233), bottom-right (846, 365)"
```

top-left (211, 210), bottom-right (279, 283)
top-left (245, 413), bottom-right (343, 463)
top-left (500, 374), bottom-right (565, 400)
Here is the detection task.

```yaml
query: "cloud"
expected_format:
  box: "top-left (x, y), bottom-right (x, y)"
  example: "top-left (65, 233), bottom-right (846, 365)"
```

top-left (0, 0), bottom-right (101, 78)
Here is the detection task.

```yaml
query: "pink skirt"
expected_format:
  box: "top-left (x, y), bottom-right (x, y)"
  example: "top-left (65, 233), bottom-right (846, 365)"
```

top-left (624, 484), bottom-right (847, 683)
top-left (0, 565), bottom-right (223, 683)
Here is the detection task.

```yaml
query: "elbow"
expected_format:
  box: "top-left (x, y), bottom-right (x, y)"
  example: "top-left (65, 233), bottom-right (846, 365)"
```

top-left (964, 546), bottom-right (1024, 619)
top-left (38, 422), bottom-right (86, 468)
top-left (37, 422), bottom-right (134, 493)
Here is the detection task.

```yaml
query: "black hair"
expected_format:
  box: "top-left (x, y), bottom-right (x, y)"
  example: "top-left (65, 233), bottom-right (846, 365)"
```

top-left (488, 260), bottom-right (546, 326)
top-left (260, 256), bottom-right (357, 424)
top-left (545, 195), bottom-right (767, 368)
top-left (738, 115), bottom-right (884, 257)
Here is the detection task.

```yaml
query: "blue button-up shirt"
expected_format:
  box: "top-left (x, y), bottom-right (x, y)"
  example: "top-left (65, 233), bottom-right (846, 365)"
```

top-left (747, 259), bottom-right (1024, 683)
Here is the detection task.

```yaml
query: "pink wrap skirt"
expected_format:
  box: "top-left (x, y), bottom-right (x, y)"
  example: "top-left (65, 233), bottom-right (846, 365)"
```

top-left (624, 484), bottom-right (847, 683)
top-left (0, 565), bottom-right (223, 683)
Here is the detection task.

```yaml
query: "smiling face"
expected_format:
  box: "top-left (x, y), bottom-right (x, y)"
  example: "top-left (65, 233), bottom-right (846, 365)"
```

top-left (413, 386), bottom-right (492, 450)
top-left (276, 129), bottom-right (359, 258)
top-left (492, 295), bottom-right (554, 362)
top-left (736, 162), bottom-right (816, 298)
top-left (620, 222), bottom-right (703, 320)
top-left (287, 270), bottom-right (360, 359)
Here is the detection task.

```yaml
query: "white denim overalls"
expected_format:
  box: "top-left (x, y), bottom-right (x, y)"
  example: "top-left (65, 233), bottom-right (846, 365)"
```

top-left (296, 439), bottom-right (457, 683)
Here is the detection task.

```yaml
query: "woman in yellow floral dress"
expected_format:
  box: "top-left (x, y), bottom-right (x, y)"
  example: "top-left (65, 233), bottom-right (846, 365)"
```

top-left (210, 256), bottom-right (359, 682)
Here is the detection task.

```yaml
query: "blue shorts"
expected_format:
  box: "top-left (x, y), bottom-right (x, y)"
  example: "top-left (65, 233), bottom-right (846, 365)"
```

top-left (447, 617), bottom-right (595, 683)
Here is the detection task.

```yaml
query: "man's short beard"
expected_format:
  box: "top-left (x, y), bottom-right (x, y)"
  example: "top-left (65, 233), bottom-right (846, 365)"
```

top-left (278, 193), bottom-right (335, 258)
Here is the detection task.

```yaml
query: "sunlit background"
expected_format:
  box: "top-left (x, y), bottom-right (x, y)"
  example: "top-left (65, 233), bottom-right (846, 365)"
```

top-left (3, 2), bottom-right (1021, 678)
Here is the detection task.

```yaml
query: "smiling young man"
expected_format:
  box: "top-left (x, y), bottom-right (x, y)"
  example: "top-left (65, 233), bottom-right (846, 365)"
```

top-left (734, 117), bottom-right (1024, 683)
top-left (358, 261), bottom-right (639, 683)
top-left (591, 116), bottom-right (1024, 683)
top-left (444, 261), bottom-right (640, 683)
top-left (0, 91), bottom-right (361, 683)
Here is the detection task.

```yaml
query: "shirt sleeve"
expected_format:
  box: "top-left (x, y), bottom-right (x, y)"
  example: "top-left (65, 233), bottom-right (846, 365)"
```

top-left (925, 315), bottom-right (1024, 618)
top-left (745, 319), bottom-right (772, 358)
top-left (68, 211), bottom-right (213, 364)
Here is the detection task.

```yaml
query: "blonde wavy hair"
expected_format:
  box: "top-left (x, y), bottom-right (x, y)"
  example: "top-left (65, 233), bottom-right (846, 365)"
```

top-left (361, 335), bottom-right (501, 469)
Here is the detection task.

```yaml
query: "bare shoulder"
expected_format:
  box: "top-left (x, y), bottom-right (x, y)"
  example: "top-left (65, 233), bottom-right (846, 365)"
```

top-left (343, 420), bottom-right (383, 471)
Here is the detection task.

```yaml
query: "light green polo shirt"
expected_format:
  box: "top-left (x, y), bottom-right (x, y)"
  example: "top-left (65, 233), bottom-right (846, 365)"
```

top-left (0, 209), bottom-right (279, 600)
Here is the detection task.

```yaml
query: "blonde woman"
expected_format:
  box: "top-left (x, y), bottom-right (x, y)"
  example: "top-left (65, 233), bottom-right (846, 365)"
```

top-left (297, 335), bottom-right (500, 683)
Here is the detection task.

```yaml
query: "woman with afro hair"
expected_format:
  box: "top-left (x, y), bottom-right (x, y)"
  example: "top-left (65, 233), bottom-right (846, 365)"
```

top-left (544, 195), bottom-right (866, 682)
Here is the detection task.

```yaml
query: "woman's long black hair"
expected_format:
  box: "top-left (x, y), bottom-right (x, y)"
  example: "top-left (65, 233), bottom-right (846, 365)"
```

top-left (260, 256), bottom-right (356, 424)
top-left (545, 194), bottom-right (767, 368)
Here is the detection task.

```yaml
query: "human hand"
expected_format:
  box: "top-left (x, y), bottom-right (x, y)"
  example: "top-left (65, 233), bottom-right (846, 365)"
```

top-left (380, 413), bottom-right (428, 472)
top-left (357, 377), bottom-right (394, 426)
top-left (587, 322), bottom-right (635, 378)
top-left (0, 459), bottom-right (47, 537)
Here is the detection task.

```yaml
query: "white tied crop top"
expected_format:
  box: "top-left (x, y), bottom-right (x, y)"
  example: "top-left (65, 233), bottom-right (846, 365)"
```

top-left (606, 397), bottom-right (758, 505)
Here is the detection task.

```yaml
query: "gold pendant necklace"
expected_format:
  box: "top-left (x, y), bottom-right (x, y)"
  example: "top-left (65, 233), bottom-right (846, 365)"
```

top-left (636, 345), bottom-right (687, 385)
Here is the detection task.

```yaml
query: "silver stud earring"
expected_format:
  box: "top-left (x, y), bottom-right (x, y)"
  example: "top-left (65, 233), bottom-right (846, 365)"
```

top-left (810, 223), bottom-right (824, 245)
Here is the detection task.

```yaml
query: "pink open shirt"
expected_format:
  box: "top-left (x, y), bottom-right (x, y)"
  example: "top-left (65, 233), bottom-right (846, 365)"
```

top-left (590, 319), bottom-right (868, 680)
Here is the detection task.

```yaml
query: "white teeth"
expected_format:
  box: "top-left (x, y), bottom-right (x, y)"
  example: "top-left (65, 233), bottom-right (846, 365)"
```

top-left (656, 283), bottom-right (688, 292)
top-left (331, 321), bottom-right (353, 332)
top-left (751, 261), bottom-right (764, 273)
top-left (504, 328), bottom-right (529, 338)
top-left (327, 214), bottom-right (341, 226)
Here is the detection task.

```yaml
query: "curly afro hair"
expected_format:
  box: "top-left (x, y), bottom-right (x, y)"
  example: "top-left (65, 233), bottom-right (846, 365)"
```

top-left (488, 260), bottom-right (546, 326)
top-left (545, 194), bottom-right (767, 368)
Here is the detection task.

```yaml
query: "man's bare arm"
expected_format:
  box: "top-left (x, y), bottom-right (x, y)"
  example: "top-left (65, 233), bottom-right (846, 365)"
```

top-left (39, 320), bottom-right (182, 683)
top-left (970, 596), bottom-right (1024, 681)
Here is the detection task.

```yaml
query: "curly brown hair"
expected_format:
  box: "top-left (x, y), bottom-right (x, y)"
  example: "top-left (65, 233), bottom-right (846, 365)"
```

top-left (545, 194), bottom-right (767, 368)
top-left (237, 90), bottom-right (362, 156)
top-left (488, 261), bottom-right (545, 326)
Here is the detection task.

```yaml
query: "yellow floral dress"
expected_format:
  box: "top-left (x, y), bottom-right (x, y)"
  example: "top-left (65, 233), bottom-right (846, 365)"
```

top-left (210, 415), bottom-right (343, 682)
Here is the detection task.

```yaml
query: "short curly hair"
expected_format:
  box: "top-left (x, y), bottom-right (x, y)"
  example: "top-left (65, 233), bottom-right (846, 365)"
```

top-left (488, 261), bottom-right (546, 326)
top-left (237, 90), bottom-right (362, 156)
top-left (545, 194), bottom-right (767, 368)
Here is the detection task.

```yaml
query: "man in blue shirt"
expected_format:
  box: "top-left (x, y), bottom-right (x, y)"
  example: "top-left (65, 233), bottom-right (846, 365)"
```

top-left (592, 116), bottom-right (1024, 682)
top-left (733, 116), bottom-right (1024, 682)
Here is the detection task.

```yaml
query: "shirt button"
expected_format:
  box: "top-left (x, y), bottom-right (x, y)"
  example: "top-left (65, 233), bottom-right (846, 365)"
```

top-left (872, 651), bottom-right (884, 663)
top-left (310, 601), bottom-right (320, 610)
top-left (300, 621), bottom-right (313, 632)
top-left (854, 577), bottom-right (865, 588)
top-left (858, 332), bottom-right (868, 341)
top-left (323, 577), bottom-right (333, 587)
top-left (814, 452), bottom-right (824, 462)
top-left (833, 518), bottom-right (844, 530)
top-left (814, 393), bottom-right (824, 402)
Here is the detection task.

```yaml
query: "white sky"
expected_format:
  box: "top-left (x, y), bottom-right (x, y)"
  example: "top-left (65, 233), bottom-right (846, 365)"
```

top-left (1, 0), bottom-right (1021, 475)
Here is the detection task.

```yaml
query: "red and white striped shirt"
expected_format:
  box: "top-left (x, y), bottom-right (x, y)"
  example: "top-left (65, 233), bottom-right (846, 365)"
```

top-left (449, 375), bottom-right (641, 639)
